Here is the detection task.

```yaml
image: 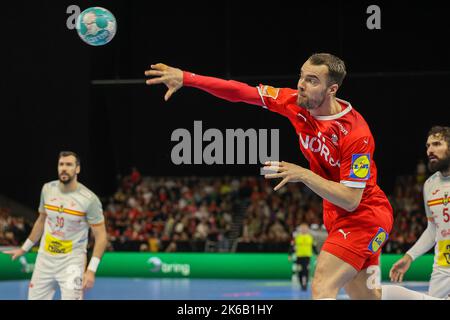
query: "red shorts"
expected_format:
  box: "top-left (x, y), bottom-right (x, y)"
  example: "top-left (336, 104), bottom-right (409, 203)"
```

top-left (322, 201), bottom-right (393, 271)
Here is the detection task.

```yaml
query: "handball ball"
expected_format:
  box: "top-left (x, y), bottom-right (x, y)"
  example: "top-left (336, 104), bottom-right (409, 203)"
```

top-left (76, 7), bottom-right (117, 46)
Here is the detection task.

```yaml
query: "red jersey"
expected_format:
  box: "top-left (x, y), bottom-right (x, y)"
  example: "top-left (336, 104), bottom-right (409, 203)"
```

top-left (257, 85), bottom-right (392, 218)
top-left (182, 71), bottom-right (393, 269)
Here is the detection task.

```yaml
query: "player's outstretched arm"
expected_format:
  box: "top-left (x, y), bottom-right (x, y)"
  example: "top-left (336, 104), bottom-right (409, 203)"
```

top-left (145, 63), bottom-right (263, 106)
top-left (1, 211), bottom-right (46, 260)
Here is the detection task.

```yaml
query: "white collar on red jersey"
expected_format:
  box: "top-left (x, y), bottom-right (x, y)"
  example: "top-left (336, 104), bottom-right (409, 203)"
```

top-left (312, 98), bottom-right (353, 120)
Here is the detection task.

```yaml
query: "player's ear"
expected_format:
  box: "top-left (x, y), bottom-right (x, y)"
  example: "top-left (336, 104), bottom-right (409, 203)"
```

top-left (328, 83), bottom-right (339, 96)
top-left (76, 165), bottom-right (81, 175)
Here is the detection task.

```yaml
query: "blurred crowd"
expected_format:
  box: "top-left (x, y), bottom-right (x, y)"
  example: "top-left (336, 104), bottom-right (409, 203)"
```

top-left (104, 169), bottom-right (235, 252)
top-left (238, 181), bottom-right (322, 243)
top-left (383, 160), bottom-right (429, 254)
top-left (0, 207), bottom-right (31, 246)
top-left (0, 162), bottom-right (433, 254)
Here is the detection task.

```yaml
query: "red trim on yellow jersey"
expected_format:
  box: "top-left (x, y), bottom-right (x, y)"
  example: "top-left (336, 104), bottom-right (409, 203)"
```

top-left (44, 204), bottom-right (86, 217)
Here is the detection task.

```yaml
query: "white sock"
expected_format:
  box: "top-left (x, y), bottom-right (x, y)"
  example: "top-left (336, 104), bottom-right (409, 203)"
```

top-left (381, 285), bottom-right (442, 300)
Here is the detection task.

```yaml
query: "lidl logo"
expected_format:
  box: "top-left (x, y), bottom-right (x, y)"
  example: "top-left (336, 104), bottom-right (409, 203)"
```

top-left (350, 154), bottom-right (370, 180)
top-left (368, 228), bottom-right (388, 253)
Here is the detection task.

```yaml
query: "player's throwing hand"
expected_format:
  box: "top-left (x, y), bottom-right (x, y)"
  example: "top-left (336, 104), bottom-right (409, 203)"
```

top-left (389, 254), bottom-right (413, 283)
top-left (144, 63), bottom-right (183, 101)
top-left (263, 161), bottom-right (306, 191)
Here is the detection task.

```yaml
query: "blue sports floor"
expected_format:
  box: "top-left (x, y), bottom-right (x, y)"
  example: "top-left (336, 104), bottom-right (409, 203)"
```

top-left (0, 278), bottom-right (430, 300)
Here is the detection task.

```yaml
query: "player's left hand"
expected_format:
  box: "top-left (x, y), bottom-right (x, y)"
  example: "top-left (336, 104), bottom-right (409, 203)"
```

top-left (263, 161), bottom-right (306, 191)
top-left (82, 270), bottom-right (95, 290)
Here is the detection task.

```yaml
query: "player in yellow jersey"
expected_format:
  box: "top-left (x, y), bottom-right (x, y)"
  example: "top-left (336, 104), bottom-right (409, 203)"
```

top-left (2, 151), bottom-right (108, 300)
top-left (289, 223), bottom-right (316, 291)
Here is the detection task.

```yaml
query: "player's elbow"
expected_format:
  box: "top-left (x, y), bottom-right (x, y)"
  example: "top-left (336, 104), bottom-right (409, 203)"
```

top-left (341, 187), bottom-right (364, 212)
top-left (98, 232), bottom-right (109, 246)
top-left (341, 196), bottom-right (362, 212)
top-left (345, 201), bottom-right (360, 212)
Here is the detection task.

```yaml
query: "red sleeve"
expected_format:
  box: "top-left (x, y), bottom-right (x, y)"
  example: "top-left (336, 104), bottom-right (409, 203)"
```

top-left (257, 85), bottom-right (306, 119)
top-left (182, 71), bottom-right (263, 106)
top-left (339, 135), bottom-right (374, 189)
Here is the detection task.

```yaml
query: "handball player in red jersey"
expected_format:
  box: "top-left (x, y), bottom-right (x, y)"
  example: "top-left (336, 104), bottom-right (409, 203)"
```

top-left (145, 53), bottom-right (442, 300)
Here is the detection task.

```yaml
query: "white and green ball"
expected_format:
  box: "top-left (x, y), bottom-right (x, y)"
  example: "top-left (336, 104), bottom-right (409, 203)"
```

top-left (76, 7), bottom-right (117, 46)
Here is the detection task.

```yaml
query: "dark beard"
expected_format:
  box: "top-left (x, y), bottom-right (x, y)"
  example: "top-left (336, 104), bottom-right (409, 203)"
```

top-left (428, 154), bottom-right (450, 173)
top-left (59, 174), bottom-right (73, 185)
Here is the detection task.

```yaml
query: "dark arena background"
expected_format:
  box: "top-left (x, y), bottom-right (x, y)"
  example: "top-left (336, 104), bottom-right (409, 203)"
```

top-left (0, 0), bottom-right (449, 311)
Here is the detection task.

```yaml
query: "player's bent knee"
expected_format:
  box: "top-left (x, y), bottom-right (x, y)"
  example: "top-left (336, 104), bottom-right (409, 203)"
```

top-left (311, 274), bottom-right (339, 299)
top-left (311, 262), bottom-right (326, 297)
